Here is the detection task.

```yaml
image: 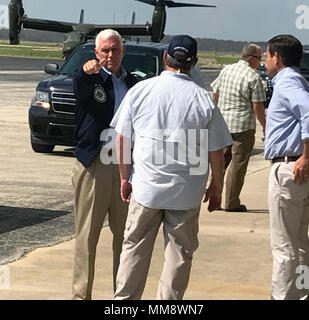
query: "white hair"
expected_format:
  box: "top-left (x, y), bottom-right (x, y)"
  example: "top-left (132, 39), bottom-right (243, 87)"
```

top-left (242, 43), bottom-right (261, 60)
top-left (95, 29), bottom-right (123, 48)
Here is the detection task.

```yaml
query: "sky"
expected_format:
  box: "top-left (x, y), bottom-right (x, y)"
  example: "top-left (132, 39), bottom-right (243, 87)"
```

top-left (1, 0), bottom-right (309, 44)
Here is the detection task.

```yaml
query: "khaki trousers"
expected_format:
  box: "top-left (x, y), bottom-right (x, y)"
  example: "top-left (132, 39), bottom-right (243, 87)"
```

top-left (113, 197), bottom-right (200, 300)
top-left (269, 162), bottom-right (309, 300)
top-left (71, 153), bottom-right (128, 300)
top-left (224, 129), bottom-right (255, 209)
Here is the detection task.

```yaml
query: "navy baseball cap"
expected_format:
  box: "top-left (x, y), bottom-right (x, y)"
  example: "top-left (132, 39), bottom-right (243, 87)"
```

top-left (168, 35), bottom-right (197, 62)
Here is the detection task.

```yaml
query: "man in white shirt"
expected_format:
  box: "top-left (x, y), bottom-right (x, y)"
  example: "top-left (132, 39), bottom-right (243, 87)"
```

top-left (111, 35), bottom-right (233, 300)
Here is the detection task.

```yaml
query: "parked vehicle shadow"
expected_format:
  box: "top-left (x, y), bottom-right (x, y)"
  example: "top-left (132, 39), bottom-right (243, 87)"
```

top-left (0, 205), bottom-right (74, 264)
top-left (0, 205), bottom-right (71, 234)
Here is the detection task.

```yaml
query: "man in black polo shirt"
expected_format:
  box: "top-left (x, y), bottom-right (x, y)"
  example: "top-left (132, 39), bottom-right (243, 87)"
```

top-left (71, 29), bottom-right (137, 300)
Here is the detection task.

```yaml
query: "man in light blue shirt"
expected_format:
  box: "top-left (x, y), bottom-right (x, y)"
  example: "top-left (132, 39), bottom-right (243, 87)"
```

top-left (102, 65), bottom-right (128, 115)
top-left (265, 34), bottom-right (309, 300)
top-left (111, 35), bottom-right (232, 300)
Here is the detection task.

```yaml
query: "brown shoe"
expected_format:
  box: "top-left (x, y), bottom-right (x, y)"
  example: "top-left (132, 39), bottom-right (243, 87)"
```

top-left (225, 205), bottom-right (247, 212)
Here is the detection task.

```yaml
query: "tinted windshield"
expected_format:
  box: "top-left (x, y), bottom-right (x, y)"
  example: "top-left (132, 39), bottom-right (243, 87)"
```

top-left (300, 53), bottom-right (309, 70)
top-left (122, 46), bottom-right (161, 78)
top-left (60, 44), bottom-right (96, 74)
top-left (59, 43), bottom-right (161, 79)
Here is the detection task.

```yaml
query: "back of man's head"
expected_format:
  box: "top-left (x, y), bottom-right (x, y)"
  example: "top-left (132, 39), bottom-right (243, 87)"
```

top-left (166, 35), bottom-right (198, 74)
top-left (242, 43), bottom-right (261, 60)
top-left (267, 34), bottom-right (303, 67)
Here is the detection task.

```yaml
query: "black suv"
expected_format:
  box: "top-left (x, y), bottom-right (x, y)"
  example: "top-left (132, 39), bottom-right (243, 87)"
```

top-left (29, 41), bottom-right (169, 153)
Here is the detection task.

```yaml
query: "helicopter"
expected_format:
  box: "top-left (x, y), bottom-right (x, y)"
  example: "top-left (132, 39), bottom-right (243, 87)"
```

top-left (9, 0), bottom-right (216, 58)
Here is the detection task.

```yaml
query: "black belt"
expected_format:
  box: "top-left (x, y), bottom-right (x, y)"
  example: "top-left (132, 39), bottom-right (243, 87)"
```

top-left (271, 155), bottom-right (301, 164)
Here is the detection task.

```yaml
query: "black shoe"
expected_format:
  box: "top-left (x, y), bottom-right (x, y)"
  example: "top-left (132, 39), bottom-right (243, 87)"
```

top-left (225, 205), bottom-right (247, 212)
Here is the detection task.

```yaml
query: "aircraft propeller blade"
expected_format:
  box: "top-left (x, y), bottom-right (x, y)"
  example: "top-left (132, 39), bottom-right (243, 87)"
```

top-left (79, 9), bottom-right (84, 24)
top-left (165, 1), bottom-right (216, 8)
top-left (131, 12), bottom-right (136, 24)
top-left (134, 0), bottom-right (216, 8)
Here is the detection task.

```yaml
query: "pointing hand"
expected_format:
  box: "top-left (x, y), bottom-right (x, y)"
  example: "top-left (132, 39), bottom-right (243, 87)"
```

top-left (83, 59), bottom-right (104, 74)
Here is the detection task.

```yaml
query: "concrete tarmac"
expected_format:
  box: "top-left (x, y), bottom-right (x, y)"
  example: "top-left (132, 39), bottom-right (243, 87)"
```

top-left (0, 124), bottom-right (272, 300)
top-left (0, 63), bottom-right (75, 266)
top-left (0, 57), bottom-right (272, 300)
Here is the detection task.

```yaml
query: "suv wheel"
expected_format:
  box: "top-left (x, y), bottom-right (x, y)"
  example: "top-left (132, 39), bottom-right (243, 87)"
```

top-left (30, 135), bottom-right (55, 153)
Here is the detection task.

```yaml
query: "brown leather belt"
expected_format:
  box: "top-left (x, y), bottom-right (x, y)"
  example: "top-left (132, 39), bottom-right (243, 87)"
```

top-left (271, 155), bottom-right (301, 164)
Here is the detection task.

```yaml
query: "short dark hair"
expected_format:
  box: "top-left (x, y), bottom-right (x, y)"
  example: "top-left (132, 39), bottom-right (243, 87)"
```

top-left (166, 52), bottom-right (195, 74)
top-left (267, 35), bottom-right (303, 67)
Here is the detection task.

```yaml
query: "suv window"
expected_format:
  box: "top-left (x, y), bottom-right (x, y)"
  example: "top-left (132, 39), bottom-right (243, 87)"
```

top-left (60, 44), bottom-right (96, 75)
top-left (122, 47), bottom-right (160, 78)
top-left (59, 43), bottom-right (162, 78)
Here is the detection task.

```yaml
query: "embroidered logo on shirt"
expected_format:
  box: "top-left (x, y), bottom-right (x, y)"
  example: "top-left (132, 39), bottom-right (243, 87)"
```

top-left (94, 84), bottom-right (107, 103)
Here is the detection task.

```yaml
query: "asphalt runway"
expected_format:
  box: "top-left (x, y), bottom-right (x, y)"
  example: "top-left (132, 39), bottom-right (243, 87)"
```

top-left (0, 56), bottom-right (219, 88)
top-left (0, 56), bottom-right (74, 265)
top-left (0, 56), bottom-right (63, 71)
top-left (0, 56), bottom-right (220, 265)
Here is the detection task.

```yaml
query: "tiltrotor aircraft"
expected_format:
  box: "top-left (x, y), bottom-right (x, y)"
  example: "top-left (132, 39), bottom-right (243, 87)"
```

top-left (9, 0), bottom-right (216, 58)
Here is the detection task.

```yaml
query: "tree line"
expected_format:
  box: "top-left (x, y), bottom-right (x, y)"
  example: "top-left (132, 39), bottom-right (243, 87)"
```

top-left (0, 29), bottom-right (267, 53)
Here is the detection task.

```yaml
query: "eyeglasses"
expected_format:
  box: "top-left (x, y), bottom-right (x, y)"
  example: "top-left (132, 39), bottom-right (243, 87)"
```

top-left (251, 55), bottom-right (262, 60)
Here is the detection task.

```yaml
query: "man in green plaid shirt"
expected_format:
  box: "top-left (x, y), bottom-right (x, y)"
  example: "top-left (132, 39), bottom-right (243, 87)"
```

top-left (211, 43), bottom-right (266, 212)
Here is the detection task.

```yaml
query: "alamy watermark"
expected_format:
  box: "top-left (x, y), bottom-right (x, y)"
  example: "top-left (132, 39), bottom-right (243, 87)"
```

top-left (99, 126), bottom-right (209, 175)
top-left (0, 266), bottom-right (10, 289)
top-left (296, 4), bottom-right (309, 29)
top-left (296, 265), bottom-right (309, 290)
